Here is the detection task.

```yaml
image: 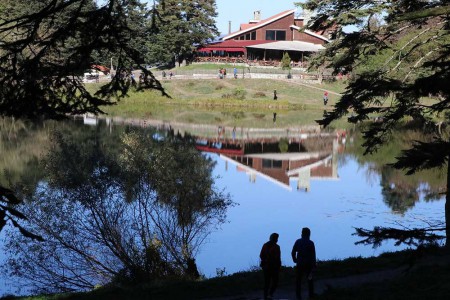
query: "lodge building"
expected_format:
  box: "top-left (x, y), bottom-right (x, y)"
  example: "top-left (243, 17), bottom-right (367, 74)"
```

top-left (196, 9), bottom-right (333, 66)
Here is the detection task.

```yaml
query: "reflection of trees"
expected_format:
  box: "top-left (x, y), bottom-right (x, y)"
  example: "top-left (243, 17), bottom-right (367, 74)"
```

top-left (346, 128), bottom-right (447, 214)
top-left (380, 168), bottom-right (419, 215)
top-left (4, 128), bottom-right (231, 293)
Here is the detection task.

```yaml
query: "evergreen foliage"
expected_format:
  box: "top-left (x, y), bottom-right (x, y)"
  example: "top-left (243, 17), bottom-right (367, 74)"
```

top-left (281, 52), bottom-right (291, 70)
top-left (146, 0), bottom-right (218, 66)
top-left (0, 0), bottom-right (219, 246)
top-left (299, 0), bottom-right (450, 247)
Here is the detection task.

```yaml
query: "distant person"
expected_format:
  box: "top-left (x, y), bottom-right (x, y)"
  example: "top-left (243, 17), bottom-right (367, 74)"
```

top-left (162, 70), bottom-right (166, 78)
top-left (273, 112), bottom-right (277, 124)
top-left (292, 227), bottom-right (316, 300)
top-left (323, 91), bottom-right (328, 105)
top-left (169, 71), bottom-right (173, 79)
top-left (233, 67), bottom-right (238, 79)
top-left (260, 233), bottom-right (281, 300)
top-left (273, 89), bottom-right (278, 100)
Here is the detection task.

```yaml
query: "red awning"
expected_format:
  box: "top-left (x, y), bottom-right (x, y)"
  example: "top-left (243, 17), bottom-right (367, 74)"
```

top-left (197, 47), bottom-right (245, 52)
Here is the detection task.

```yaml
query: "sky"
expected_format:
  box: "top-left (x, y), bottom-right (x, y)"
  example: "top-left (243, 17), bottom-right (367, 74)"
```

top-left (214, 0), bottom-right (302, 36)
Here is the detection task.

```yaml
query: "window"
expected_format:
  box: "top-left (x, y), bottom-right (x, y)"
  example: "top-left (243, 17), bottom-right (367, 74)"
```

top-left (265, 30), bottom-right (286, 41)
top-left (262, 159), bottom-right (282, 169)
top-left (265, 30), bottom-right (275, 40)
top-left (237, 31), bottom-right (257, 40)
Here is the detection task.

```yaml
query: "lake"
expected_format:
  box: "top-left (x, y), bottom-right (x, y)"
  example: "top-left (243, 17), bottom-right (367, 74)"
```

top-left (0, 117), bottom-right (446, 295)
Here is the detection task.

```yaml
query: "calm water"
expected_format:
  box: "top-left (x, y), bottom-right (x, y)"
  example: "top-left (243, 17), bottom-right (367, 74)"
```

top-left (196, 154), bottom-right (445, 277)
top-left (0, 118), bottom-right (446, 295)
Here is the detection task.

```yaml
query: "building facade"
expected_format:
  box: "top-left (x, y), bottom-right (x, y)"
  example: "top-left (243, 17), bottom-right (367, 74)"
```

top-left (196, 9), bottom-right (331, 64)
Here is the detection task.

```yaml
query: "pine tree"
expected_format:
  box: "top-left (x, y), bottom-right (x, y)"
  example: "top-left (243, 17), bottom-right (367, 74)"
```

top-left (299, 0), bottom-right (450, 246)
top-left (146, 0), bottom-right (218, 66)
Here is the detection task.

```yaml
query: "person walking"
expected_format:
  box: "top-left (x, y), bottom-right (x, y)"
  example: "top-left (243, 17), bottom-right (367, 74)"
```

top-left (291, 227), bottom-right (316, 300)
top-left (260, 233), bottom-right (281, 300)
top-left (323, 91), bottom-right (328, 105)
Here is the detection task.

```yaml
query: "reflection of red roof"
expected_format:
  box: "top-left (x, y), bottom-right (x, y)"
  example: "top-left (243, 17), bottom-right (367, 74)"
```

top-left (195, 145), bottom-right (244, 156)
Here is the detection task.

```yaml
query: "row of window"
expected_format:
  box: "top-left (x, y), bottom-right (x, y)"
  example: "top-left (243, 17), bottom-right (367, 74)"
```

top-left (234, 30), bottom-right (286, 41)
top-left (236, 31), bottom-right (257, 40)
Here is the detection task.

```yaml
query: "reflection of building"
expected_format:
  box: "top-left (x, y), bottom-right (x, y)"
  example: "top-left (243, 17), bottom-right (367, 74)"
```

top-left (195, 137), bottom-right (339, 192)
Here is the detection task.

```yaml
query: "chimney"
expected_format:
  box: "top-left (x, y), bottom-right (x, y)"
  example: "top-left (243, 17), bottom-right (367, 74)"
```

top-left (228, 21), bottom-right (231, 34)
top-left (254, 10), bottom-right (261, 21)
top-left (249, 10), bottom-right (261, 24)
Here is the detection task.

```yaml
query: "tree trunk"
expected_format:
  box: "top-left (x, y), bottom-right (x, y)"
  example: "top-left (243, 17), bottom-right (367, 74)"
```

top-left (446, 157), bottom-right (450, 248)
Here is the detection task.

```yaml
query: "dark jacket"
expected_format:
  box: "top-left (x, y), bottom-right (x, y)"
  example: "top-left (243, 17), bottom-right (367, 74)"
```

top-left (260, 241), bottom-right (281, 270)
top-left (291, 237), bottom-right (316, 267)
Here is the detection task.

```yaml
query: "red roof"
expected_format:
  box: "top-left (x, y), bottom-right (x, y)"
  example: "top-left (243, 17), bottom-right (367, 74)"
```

top-left (197, 40), bottom-right (273, 52)
top-left (224, 10), bottom-right (296, 40)
top-left (195, 145), bottom-right (244, 156)
top-left (240, 23), bottom-right (255, 30)
top-left (91, 65), bottom-right (110, 73)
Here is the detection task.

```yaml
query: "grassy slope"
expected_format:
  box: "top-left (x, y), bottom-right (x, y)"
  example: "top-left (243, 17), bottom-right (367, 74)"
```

top-left (87, 78), bottom-right (348, 128)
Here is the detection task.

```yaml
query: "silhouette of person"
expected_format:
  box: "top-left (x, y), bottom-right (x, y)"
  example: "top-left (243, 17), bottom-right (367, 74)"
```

top-left (291, 227), bottom-right (316, 300)
top-left (273, 112), bottom-right (277, 124)
top-left (273, 89), bottom-right (278, 100)
top-left (260, 233), bottom-right (281, 300)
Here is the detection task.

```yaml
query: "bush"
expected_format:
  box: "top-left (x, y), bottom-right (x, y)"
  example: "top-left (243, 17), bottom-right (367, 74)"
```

top-left (215, 83), bottom-right (225, 90)
top-left (221, 88), bottom-right (246, 100)
top-left (281, 52), bottom-right (291, 70)
top-left (253, 91), bottom-right (266, 98)
top-left (232, 88), bottom-right (246, 100)
top-left (278, 138), bottom-right (289, 153)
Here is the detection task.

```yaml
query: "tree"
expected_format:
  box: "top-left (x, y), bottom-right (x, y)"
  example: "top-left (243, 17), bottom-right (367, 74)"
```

top-left (299, 0), bottom-right (450, 246)
top-left (0, 0), bottom-right (170, 236)
top-left (3, 128), bottom-right (232, 292)
top-left (146, 0), bottom-right (218, 66)
top-left (0, 0), bottom-right (165, 120)
top-left (281, 52), bottom-right (292, 70)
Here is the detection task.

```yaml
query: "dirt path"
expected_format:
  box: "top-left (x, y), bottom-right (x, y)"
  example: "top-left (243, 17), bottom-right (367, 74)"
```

top-left (204, 253), bottom-right (450, 300)
top-left (277, 79), bottom-right (343, 96)
top-left (204, 266), bottom-right (407, 300)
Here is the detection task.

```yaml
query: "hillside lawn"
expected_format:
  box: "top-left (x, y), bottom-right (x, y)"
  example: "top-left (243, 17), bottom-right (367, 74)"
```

top-left (86, 78), bottom-right (349, 129)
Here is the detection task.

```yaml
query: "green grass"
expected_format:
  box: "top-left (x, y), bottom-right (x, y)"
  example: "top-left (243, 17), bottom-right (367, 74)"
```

top-left (87, 78), bottom-right (347, 128)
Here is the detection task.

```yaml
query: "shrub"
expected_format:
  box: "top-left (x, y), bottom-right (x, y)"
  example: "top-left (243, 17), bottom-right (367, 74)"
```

top-left (253, 91), bottom-right (266, 98)
top-left (281, 52), bottom-right (291, 70)
top-left (215, 83), bottom-right (225, 90)
top-left (232, 88), bottom-right (246, 100)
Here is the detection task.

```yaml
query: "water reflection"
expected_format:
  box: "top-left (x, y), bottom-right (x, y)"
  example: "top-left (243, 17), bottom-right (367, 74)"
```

top-left (0, 117), bottom-right (447, 295)
top-left (1, 121), bottom-right (231, 294)
top-left (195, 135), bottom-right (339, 192)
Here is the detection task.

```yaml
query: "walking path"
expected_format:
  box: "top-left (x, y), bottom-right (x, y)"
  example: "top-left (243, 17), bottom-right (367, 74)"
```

top-left (278, 79), bottom-right (343, 96)
top-left (205, 266), bottom-right (406, 300)
top-left (205, 253), bottom-right (450, 300)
